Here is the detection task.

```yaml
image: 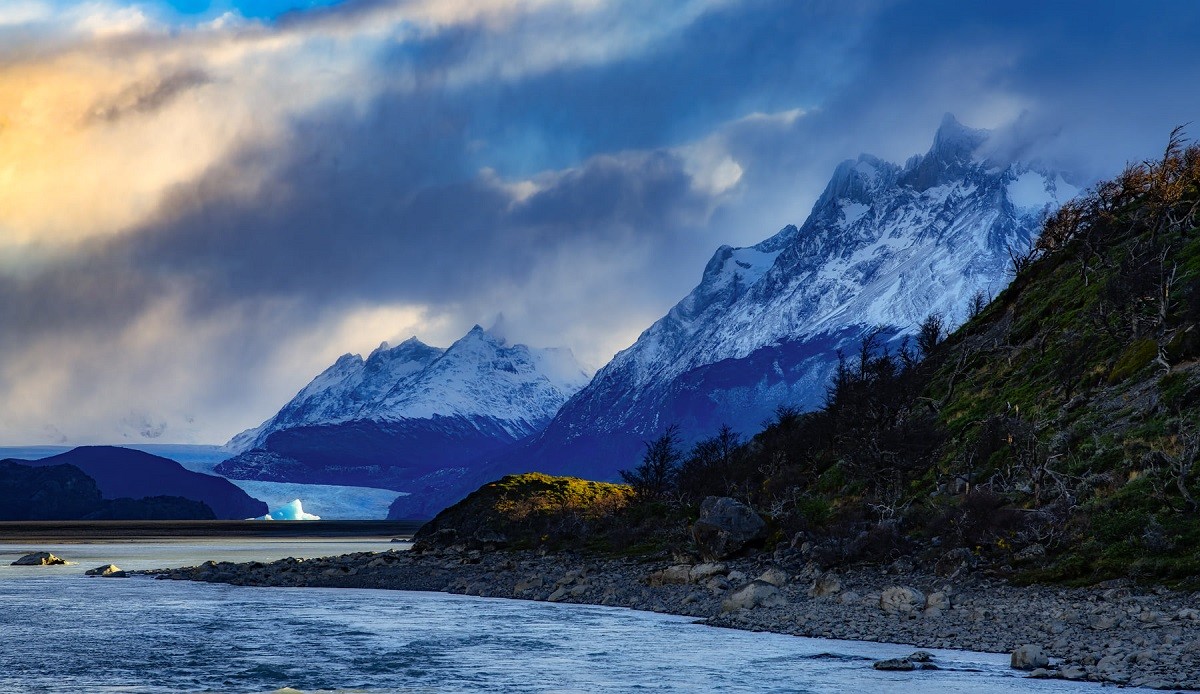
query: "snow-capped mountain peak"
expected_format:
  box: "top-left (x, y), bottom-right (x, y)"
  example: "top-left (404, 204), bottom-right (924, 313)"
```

top-left (225, 324), bottom-right (589, 452)
top-left (520, 115), bottom-right (1079, 480)
top-left (365, 324), bottom-right (590, 438)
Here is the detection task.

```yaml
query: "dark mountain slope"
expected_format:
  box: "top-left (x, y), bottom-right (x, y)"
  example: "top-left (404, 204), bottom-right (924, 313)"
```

top-left (11, 446), bottom-right (265, 520)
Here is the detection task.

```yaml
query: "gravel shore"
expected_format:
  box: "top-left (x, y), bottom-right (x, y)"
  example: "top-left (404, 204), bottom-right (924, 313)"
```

top-left (140, 547), bottom-right (1200, 690)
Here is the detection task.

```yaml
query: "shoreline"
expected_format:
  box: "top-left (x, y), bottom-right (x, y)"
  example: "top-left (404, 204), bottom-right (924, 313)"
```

top-left (0, 520), bottom-right (420, 543)
top-left (138, 546), bottom-right (1200, 690)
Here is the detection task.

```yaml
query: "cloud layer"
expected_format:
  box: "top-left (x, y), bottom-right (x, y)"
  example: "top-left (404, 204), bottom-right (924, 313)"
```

top-left (2, 0), bottom-right (1199, 444)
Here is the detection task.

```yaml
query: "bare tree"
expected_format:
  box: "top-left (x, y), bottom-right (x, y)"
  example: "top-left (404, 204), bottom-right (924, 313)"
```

top-left (620, 425), bottom-right (683, 501)
top-left (916, 312), bottom-right (945, 358)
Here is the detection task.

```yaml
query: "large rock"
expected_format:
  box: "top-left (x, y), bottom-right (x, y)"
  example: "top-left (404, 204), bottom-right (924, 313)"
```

top-left (84, 564), bottom-right (127, 578)
top-left (1011, 644), bottom-right (1050, 670)
top-left (756, 567), bottom-right (788, 587)
top-left (646, 565), bottom-right (692, 586)
top-left (879, 586), bottom-right (926, 615)
top-left (721, 580), bottom-right (785, 612)
top-left (12, 552), bottom-right (68, 566)
top-left (807, 572), bottom-right (842, 598)
top-left (692, 496), bottom-right (767, 560)
top-left (689, 562), bottom-right (727, 582)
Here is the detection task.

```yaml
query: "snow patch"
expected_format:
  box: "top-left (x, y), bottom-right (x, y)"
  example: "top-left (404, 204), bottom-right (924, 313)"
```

top-left (840, 201), bottom-right (869, 225)
top-left (1007, 171), bottom-right (1055, 210)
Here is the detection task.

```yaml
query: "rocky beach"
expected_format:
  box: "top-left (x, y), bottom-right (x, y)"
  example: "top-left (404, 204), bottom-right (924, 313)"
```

top-left (139, 544), bottom-right (1200, 691)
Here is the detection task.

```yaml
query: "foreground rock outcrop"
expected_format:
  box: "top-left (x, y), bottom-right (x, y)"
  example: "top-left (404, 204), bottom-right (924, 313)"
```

top-left (12, 552), bottom-right (69, 566)
top-left (85, 564), bottom-right (127, 578)
top-left (142, 546), bottom-right (1200, 690)
top-left (691, 496), bottom-right (766, 560)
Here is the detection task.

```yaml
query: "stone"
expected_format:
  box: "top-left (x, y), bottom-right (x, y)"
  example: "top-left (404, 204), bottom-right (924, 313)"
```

top-left (1011, 644), bottom-right (1050, 670)
top-left (705, 576), bottom-right (731, 594)
top-left (646, 565), bottom-right (692, 586)
top-left (689, 563), bottom-right (727, 582)
top-left (721, 581), bottom-right (785, 612)
top-left (934, 547), bottom-right (975, 578)
top-left (837, 590), bottom-right (861, 605)
top-left (514, 576), bottom-right (544, 593)
top-left (880, 586), bottom-right (926, 615)
top-left (472, 528), bottom-right (508, 546)
top-left (84, 564), bottom-right (127, 578)
top-left (807, 572), bottom-right (842, 598)
top-left (692, 496), bottom-right (767, 560)
top-left (757, 567), bottom-right (788, 587)
top-left (873, 658), bottom-right (916, 671)
top-left (11, 552), bottom-right (68, 566)
top-left (923, 591), bottom-right (951, 617)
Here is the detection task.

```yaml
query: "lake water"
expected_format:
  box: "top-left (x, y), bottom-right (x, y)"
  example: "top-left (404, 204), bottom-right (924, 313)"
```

top-left (0, 541), bottom-right (1148, 693)
top-left (0, 445), bottom-right (404, 520)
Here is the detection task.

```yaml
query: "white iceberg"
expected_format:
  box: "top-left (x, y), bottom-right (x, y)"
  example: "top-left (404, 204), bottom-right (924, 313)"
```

top-left (249, 499), bottom-right (321, 521)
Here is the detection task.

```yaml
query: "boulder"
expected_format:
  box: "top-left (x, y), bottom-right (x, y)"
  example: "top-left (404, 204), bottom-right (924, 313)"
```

top-left (688, 562), bottom-right (727, 582)
top-left (879, 586), bottom-right (926, 615)
top-left (692, 496), bottom-right (766, 560)
top-left (84, 564), bottom-right (127, 578)
top-left (1011, 644), bottom-right (1050, 670)
top-left (934, 547), bottom-right (976, 577)
top-left (837, 590), bottom-right (861, 605)
top-left (646, 564), bottom-right (692, 586)
top-left (11, 552), bottom-right (68, 566)
top-left (756, 567), bottom-right (788, 587)
top-left (873, 652), bottom-right (938, 672)
top-left (807, 572), bottom-right (842, 598)
top-left (924, 591), bottom-right (951, 617)
top-left (721, 580), bottom-right (785, 612)
top-left (873, 658), bottom-right (916, 671)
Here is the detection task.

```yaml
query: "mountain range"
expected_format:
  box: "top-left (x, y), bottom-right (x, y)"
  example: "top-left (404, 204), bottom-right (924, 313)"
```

top-left (216, 115), bottom-right (1077, 518)
top-left (496, 114), bottom-right (1077, 482)
top-left (215, 325), bottom-right (590, 490)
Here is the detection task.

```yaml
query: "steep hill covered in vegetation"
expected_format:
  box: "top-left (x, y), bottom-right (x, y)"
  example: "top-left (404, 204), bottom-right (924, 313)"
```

top-left (444, 131), bottom-right (1200, 586)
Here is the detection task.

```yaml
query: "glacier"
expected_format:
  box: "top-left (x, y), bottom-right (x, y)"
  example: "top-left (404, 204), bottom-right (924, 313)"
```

top-left (249, 498), bottom-right (320, 521)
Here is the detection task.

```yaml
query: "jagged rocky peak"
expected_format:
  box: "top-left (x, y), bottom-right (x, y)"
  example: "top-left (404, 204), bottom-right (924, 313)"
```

top-left (900, 113), bottom-right (992, 191)
top-left (929, 112), bottom-right (990, 161)
top-left (516, 114), bottom-right (1078, 483)
top-left (225, 321), bottom-right (591, 453)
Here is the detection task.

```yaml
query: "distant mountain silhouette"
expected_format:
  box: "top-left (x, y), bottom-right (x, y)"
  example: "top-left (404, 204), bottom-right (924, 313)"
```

top-left (9, 446), bottom-right (266, 519)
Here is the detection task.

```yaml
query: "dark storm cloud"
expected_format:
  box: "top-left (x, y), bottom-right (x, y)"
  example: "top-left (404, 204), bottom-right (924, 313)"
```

top-left (4, 0), bottom-right (1200, 443)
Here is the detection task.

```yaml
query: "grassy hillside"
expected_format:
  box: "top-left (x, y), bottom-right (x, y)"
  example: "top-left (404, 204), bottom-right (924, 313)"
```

top-left (413, 473), bottom-right (655, 552)
top-left (434, 132), bottom-right (1200, 585)
top-left (922, 130), bottom-right (1200, 583)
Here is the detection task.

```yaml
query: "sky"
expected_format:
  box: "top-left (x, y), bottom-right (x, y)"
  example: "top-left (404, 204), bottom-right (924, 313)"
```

top-left (1, 0), bottom-right (1199, 445)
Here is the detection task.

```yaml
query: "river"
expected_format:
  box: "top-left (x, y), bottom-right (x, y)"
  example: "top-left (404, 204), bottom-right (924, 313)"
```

top-left (0, 540), bottom-right (1150, 693)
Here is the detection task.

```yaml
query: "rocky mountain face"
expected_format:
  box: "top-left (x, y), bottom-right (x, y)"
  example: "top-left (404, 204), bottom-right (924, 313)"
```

top-left (507, 114), bottom-right (1077, 482)
top-left (216, 326), bottom-right (590, 493)
top-left (386, 116), bottom-right (1075, 517)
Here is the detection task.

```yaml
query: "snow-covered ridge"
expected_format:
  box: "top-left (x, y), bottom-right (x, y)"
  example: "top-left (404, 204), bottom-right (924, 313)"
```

top-left (541, 113), bottom-right (1078, 447)
top-left (226, 326), bottom-right (591, 452)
